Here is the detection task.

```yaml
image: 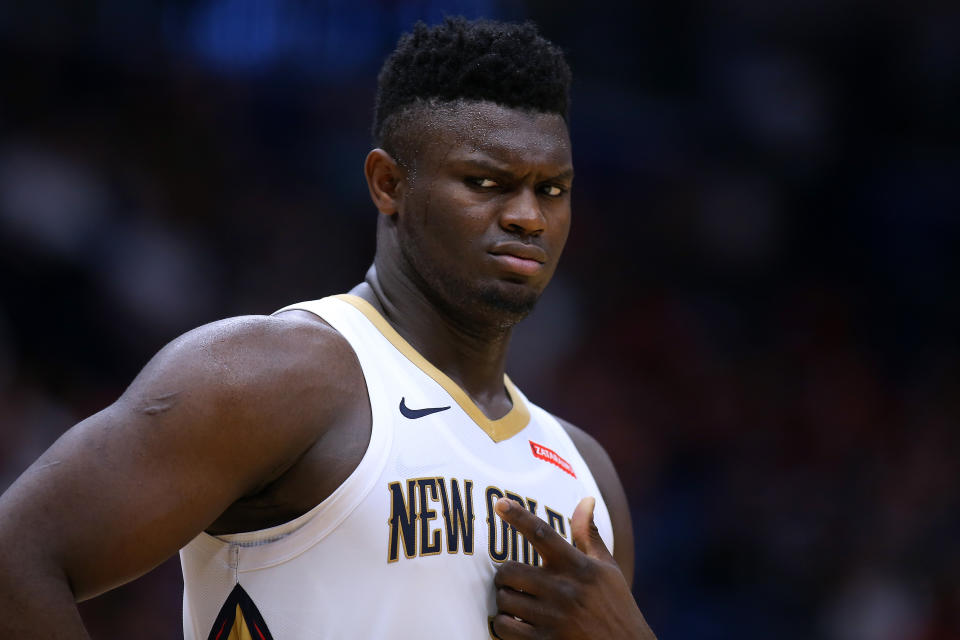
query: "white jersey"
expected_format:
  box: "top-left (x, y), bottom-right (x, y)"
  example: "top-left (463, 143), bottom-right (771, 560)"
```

top-left (180, 294), bottom-right (613, 639)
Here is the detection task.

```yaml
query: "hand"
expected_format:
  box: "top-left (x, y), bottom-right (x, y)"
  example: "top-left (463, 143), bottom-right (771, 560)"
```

top-left (491, 497), bottom-right (656, 639)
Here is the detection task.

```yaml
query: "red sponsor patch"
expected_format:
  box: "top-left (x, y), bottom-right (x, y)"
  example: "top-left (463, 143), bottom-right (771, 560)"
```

top-left (529, 441), bottom-right (576, 478)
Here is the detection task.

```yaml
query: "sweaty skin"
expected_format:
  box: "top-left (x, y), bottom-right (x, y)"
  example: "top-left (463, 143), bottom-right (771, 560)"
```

top-left (0, 101), bottom-right (654, 639)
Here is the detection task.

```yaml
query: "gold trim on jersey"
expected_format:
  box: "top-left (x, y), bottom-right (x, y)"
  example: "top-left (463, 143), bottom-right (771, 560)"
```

top-left (226, 604), bottom-right (255, 640)
top-left (335, 294), bottom-right (530, 442)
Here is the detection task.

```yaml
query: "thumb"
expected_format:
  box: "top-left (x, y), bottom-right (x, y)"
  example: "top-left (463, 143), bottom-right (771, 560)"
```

top-left (570, 496), bottom-right (611, 560)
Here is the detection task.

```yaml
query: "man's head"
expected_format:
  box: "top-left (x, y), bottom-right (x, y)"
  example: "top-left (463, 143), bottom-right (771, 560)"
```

top-left (372, 17), bottom-right (572, 164)
top-left (366, 18), bottom-right (574, 329)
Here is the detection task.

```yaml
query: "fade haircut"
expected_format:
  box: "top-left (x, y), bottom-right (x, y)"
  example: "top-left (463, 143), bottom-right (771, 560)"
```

top-left (373, 17), bottom-right (572, 162)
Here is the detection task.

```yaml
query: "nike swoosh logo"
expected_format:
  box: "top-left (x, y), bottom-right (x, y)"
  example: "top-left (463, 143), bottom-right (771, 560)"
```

top-left (399, 397), bottom-right (451, 419)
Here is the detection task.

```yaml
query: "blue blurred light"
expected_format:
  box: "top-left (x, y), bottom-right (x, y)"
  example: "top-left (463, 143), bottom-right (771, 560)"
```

top-left (163, 0), bottom-right (503, 76)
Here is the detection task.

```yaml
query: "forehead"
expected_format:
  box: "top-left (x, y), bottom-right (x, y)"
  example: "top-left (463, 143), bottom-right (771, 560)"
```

top-left (416, 101), bottom-right (572, 169)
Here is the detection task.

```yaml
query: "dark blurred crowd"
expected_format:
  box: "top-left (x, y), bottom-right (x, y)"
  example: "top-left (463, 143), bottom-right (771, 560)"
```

top-left (1, 1), bottom-right (958, 638)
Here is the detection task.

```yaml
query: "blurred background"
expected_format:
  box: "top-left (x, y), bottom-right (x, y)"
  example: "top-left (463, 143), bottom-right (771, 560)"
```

top-left (1, 0), bottom-right (959, 638)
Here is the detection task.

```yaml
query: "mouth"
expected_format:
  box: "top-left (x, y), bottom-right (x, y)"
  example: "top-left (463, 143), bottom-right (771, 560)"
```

top-left (488, 242), bottom-right (547, 277)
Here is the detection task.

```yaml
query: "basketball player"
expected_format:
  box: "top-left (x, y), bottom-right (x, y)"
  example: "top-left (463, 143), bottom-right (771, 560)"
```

top-left (0, 18), bottom-right (656, 639)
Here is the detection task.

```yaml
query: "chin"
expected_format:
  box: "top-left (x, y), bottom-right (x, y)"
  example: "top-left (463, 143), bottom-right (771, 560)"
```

top-left (476, 282), bottom-right (540, 318)
top-left (402, 241), bottom-right (543, 327)
top-left (429, 275), bottom-right (542, 330)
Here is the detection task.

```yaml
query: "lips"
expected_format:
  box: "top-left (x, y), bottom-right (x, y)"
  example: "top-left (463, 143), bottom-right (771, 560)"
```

top-left (489, 242), bottom-right (547, 263)
top-left (488, 242), bottom-right (547, 277)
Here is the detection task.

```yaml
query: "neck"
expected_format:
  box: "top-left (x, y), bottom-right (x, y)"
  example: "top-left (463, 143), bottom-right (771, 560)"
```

top-left (350, 263), bottom-right (516, 420)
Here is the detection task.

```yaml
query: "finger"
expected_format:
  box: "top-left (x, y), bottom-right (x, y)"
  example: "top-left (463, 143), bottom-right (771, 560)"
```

top-left (570, 496), bottom-right (613, 561)
top-left (495, 584), bottom-right (547, 626)
top-left (490, 613), bottom-right (536, 640)
top-left (494, 560), bottom-right (550, 595)
top-left (495, 497), bottom-right (580, 568)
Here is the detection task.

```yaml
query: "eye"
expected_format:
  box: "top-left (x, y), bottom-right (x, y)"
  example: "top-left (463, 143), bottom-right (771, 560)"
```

top-left (469, 177), bottom-right (499, 188)
top-left (540, 184), bottom-right (566, 197)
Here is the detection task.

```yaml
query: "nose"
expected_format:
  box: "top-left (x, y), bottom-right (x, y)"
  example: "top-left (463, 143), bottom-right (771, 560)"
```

top-left (499, 187), bottom-right (546, 236)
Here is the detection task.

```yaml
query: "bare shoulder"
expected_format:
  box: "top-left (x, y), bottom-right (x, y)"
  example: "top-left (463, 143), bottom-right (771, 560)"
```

top-left (555, 416), bottom-right (636, 586)
top-left (129, 309), bottom-right (354, 399)
top-left (126, 310), bottom-right (354, 416)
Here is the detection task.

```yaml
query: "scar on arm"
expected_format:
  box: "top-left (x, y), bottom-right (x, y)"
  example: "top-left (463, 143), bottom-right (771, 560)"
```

top-left (141, 392), bottom-right (181, 416)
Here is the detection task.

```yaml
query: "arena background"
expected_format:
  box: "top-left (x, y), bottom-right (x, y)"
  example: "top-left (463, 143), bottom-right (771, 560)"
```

top-left (1, 1), bottom-right (959, 638)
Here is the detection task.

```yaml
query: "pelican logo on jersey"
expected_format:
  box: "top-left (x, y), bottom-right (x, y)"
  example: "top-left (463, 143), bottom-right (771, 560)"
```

top-left (387, 478), bottom-right (572, 565)
top-left (206, 583), bottom-right (274, 640)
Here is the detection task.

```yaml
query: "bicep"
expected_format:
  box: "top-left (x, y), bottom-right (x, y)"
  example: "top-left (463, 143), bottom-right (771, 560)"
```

top-left (2, 398), bottom-right (245, 600)
top-left (0, 316), bottom-right (340, 601)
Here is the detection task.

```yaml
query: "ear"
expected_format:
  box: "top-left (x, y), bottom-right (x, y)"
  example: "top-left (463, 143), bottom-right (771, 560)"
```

top-left (364, 148), bottom-right (405, 216)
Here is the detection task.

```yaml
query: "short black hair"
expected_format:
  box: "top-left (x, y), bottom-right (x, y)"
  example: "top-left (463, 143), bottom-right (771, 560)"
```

top-left (373, 17), bottom-right (571, 154)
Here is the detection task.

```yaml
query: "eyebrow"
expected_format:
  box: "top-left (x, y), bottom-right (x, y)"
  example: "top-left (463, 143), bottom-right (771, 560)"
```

top-left (454, 158), bottom-right (575, 182)
top-left (548, 168), bottom-right (576, 182)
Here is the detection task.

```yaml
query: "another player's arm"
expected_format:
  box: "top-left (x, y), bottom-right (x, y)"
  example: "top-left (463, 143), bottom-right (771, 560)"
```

top-left (0, 314), bottom-right (360, 638)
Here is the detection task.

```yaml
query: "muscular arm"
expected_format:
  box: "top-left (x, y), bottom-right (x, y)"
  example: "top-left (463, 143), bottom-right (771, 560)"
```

top-left (0, 314), bottom-right (362, 637)
top-left (558, 417), bottom-right (636, 587)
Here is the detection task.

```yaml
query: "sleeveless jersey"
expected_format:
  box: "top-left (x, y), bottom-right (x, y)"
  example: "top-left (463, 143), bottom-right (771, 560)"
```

top-left (180, 294), bottom-right (613, 639)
